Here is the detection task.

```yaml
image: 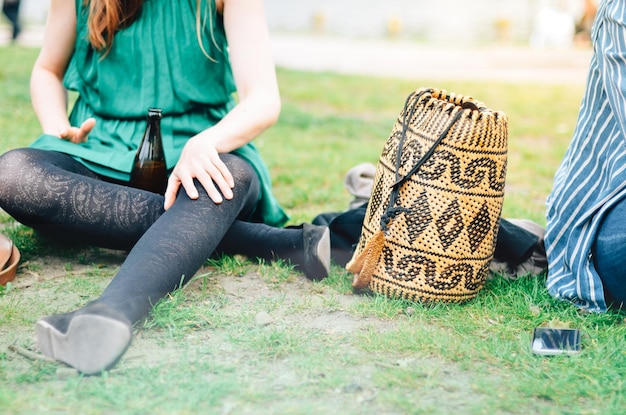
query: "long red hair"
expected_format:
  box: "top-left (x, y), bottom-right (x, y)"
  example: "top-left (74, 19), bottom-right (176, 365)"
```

top-left (85, 0), bottom-right (143, 52)
top-left (85, 0), bottom-right (218, 60)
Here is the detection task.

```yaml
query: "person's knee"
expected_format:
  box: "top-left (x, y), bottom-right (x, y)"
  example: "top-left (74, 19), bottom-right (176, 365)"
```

top-left (221, 154), bottom-right (257, 190)
top-left (220, 154), bottom-right (260, 215)
top-left (0, 149), bottom-right (32, 191)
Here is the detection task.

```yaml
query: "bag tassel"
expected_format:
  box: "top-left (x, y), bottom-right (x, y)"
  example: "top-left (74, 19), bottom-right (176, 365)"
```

top-left (347, 227), bottom-right (386, 290)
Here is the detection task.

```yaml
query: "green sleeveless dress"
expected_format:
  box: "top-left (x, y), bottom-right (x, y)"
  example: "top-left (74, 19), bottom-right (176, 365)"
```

top-left (29, 0), bottom-right (288, 227)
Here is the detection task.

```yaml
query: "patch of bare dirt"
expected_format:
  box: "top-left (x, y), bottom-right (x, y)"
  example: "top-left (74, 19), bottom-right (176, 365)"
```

top-left (1, 247), bottom-right (514, 414)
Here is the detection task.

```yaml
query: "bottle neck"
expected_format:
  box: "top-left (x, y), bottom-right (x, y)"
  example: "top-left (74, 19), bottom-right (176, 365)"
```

top-left (145, 108), bottom-right (162, 137)
top-left (147, 108), bottom-right (162, 119)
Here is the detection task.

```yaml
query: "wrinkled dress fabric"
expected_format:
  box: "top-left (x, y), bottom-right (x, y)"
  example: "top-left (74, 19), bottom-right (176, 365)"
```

top-left (29, 0), bottom-right (288, 227)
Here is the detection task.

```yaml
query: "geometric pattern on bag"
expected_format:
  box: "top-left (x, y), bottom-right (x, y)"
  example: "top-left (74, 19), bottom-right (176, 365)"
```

top-left (346, 87), bottom-right (508, 303)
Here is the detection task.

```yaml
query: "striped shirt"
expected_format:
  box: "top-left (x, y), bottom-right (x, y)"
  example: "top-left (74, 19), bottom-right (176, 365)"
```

top-left (545, 0), bottom-right (626, 312)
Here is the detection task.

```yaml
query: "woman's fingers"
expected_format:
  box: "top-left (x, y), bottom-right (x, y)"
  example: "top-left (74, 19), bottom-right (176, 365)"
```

top-left (72, 118), bottom-right (96, 143)
top-left (207, 151), bottom-right (234, 199)
top-left (165, 154), bottom-right (234, 208)
top-left (80, 118), bottom-right (96, 134)
top-left (163, 176), bottom-right (182, 210)
top-left (58, 118), bottom-right (97, 143)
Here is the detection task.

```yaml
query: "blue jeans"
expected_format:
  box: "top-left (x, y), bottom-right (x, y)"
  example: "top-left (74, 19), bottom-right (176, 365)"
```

top-left (593, 198), bottom-right (626, 308)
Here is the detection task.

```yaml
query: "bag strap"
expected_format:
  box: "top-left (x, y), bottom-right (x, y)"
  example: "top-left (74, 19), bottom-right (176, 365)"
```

top-left (380, 90), bottom-right (467, 231)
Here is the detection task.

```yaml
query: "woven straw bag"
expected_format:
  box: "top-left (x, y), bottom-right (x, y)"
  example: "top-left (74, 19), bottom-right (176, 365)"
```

top-left (346, 88), bottom-right (508, 303)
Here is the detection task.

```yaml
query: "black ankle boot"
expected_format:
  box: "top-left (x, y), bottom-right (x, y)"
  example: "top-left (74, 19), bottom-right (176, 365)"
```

top-left (300, 223), bottom-right (331, 281)
top-left (36, 302), bottom-right (132, 375)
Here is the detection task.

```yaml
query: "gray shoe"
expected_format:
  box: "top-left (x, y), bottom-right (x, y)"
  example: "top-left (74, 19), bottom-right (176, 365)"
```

top-left (302, 223), bottom-right (331, 281)
top-left (36, 302), bottom-right (132, 375)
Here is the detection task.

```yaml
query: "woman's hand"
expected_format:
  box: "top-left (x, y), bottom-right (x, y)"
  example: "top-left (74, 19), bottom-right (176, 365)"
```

top-left (58, 118), bottom-right (96, 143)
top-left (163, 0), bottom-right (281, 210)
top-left (163, 134), bottom-right (235, 210)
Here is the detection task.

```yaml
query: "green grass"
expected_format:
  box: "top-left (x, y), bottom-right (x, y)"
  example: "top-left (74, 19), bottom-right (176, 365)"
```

top-left (262, 70), bottom-right (577, 225)
top-left (1, 45), bottom-right (625, 415)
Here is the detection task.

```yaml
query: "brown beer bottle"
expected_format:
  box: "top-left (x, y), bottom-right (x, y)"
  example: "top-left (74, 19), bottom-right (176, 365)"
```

top-left (129, 108), bottom-right (167, 195)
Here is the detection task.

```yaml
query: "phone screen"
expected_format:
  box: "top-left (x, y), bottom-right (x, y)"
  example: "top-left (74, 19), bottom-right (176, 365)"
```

top-left (531, 328), bottom-right (581, 355)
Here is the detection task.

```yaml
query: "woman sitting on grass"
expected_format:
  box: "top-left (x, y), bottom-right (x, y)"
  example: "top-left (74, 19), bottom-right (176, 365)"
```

top-left (545, 0), bottom-right (626, 313)
top-left (0, 0), bottom-right (330, 375)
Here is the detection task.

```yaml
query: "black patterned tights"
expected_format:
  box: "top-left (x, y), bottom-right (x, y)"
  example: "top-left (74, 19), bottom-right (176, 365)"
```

top-left (0, 149), bottom-right (303, 323)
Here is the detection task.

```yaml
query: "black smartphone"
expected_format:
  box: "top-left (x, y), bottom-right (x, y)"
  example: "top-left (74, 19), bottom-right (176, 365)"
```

top-left (531, 328), bottom-right (582, 355)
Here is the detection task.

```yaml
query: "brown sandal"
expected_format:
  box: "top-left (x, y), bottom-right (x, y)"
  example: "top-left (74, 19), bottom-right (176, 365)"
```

top-left (0, 234), bottom-right (11, 270)
top-left (0, 234), bottom-right (20, 286)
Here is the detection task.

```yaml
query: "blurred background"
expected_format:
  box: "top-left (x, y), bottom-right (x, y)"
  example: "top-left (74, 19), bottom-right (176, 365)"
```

top-left (265, 0), bottom-right (596, 48)
top-left (1, 0), bottom-right (597, 49)
top-left (0, 0), bottom-right (597, 224)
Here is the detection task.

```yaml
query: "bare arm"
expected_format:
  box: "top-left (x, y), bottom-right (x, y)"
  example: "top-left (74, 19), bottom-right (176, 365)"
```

top-left (200, 0), bottom-right (281, 153)
top-left (164, 0), bottom-right (281, 208)
top-left (30, 0), bottom-right (95, 142)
